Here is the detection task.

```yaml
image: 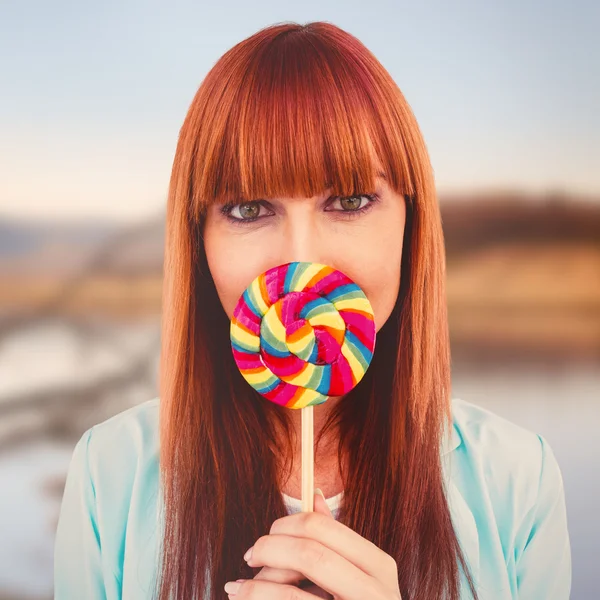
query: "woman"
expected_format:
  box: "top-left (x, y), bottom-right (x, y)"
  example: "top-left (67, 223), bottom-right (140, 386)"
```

top-left (54, 21), bottom-right (571, 600)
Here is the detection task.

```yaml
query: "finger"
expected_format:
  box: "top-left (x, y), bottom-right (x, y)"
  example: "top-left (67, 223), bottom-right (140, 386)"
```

top-left (246, 534), bottom-right (373, 600)
top-left (313, 490), bottom-right (333, 517)
top-left (229, 578), bottom-right (318, 599)
top-left (253, 565), bottom-right (304, 584)
top-left (254, 564), bottom-right (332, 597)
top-left (253, 567), bottom-right (331, 599)
top-left (298, 579), bottom-right (334, 599)
top-left (252, 493), bottom-right (334, 586)
top-left (268, 510), bottom-right (395, 583)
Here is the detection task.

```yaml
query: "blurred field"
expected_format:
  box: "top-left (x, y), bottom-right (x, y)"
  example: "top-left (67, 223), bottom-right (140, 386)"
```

top-left (442, 193), bottom-right (600, 362)
top-left (447, 241), bottom-right (600, 361)
top-left (1, 192), bottom-right (597, 360)
top-left (0, 274), bottom-right (163, 319)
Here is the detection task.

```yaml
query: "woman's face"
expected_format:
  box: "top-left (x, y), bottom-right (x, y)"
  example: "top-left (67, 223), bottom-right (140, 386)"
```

top-left (202, 173), bottom-right (406, 333)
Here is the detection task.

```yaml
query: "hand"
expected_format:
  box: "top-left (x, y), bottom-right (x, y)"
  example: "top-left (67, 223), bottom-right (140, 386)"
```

top-left (224, 491), bottom-right (402, 599)
top-left (252, 492), bottom-right (334, 598)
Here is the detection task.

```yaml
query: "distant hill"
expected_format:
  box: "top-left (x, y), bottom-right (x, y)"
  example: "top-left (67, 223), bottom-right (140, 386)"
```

top-left (0, 214), bottom-right (164, 277)
top-left (440, 191), bottom-right (600, 257)
top-left (0, 215), bottom-right (117, 254)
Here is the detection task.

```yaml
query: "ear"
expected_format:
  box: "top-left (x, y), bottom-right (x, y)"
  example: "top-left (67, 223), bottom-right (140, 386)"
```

top-left (313, 489), bottom-right (334, 517)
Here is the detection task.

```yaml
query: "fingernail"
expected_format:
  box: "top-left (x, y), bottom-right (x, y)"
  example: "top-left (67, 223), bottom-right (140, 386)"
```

top-left (243, 546), bottom-right (253, 561)
top-left (315, 488), bottom-right (326, 500)
top-left (224, 580), bottom-right (244, 595)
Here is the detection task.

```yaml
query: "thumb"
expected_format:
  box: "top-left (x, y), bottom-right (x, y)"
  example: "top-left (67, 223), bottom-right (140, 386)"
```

top-left (313, 488), bottom-right (334, 517)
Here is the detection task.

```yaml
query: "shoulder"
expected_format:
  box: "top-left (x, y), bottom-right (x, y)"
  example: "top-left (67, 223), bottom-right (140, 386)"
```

top-left (451, 396), bottom-right (543, 461)
top-left (81, 397), bottom-right (161, 502)
top-left (87, 396), bottom-right (160, 453)
top-left (449, 397), bottom-right (565, 526)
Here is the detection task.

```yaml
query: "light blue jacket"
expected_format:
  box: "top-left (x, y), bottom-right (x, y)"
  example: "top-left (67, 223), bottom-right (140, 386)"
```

top-left (54, 397), bottom-right (571, 599)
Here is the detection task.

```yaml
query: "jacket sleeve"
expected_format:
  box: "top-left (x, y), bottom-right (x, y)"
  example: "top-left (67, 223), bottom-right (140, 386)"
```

top-left (54, 427), bottom-right (107, 599)
top-left (514, 433), bottom-right (572, 599)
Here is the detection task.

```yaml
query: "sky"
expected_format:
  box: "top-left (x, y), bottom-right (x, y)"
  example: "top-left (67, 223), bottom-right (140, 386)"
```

top-left (0, 0), bottom-right (598, 223)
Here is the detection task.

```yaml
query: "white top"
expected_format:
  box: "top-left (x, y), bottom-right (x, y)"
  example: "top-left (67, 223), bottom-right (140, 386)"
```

top-left (282, 490), bottom-right (344, 517)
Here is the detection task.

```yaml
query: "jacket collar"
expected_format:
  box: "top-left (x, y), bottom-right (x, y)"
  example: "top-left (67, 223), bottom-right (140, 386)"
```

top-left (440, 411), bottom-right (480, 592)
top-left (441, 419), bottom-right (462, 456)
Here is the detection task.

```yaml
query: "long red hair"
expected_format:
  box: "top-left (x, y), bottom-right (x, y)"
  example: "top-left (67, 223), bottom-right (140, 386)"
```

top-left (156, 21), bottom-right (478, 600)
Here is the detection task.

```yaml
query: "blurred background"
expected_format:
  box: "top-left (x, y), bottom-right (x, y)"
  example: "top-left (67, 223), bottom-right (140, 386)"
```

top-left (0, 1), bottom-right (598, 598)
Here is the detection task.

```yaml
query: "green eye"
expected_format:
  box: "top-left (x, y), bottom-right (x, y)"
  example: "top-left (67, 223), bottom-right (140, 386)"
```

top-left (237, 202), bottom-right (261, 219)
top-left (337, 196), bottom-right (368, 211)
top-left (220, 201), bottom-right (268, 223)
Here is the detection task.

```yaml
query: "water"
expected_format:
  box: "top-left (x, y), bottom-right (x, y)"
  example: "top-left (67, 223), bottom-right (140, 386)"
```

top-left (0, 440), bottom-right (73, 598)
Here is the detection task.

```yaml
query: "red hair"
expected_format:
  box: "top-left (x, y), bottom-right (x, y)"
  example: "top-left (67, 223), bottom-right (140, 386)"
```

top-left (156, 21), bottom-right (478, 600)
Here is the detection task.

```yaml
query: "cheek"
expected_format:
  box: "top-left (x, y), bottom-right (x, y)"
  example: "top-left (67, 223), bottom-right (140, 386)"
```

top-left (203, 230), bottom-right (262, 320)
top-left (206, 256), bottom-right (238, 319)
top-left (370, 261), bottom-right (402, 332)
top-left (341, 235), bottom-right (403, 333)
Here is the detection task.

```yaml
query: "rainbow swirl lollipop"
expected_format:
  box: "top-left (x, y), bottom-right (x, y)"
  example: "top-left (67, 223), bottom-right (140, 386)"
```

top-left (230, 262), bottom-right (376, 409)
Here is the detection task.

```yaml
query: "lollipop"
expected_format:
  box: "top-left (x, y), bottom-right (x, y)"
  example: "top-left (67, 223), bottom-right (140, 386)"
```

top-left (230, 261), bottom-right (376, 510)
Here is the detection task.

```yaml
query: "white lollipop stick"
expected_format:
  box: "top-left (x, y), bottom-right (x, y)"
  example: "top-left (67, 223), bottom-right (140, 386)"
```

top-left (301, 405), bottom-right (314, 512)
